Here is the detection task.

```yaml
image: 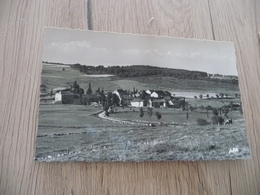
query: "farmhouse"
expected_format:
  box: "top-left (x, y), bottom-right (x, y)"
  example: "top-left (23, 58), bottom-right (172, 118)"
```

top-left (113, 89), bottom-right (133, 106)
top-left (121, 95), bottom-right (134, 106)
top-left (130, 89), bottom-right (180, 108)
top-left (152, 99), bottom-right (166, 108)
top-left (168, 97), bottom-right (186, 108)
top-left (131, 98), bottom-right (145, 107)
top-left (55, 91), bottom-right (80, 104)
top-left (150, 90), bottom-right (171, 99)
top-left (82, 94), bottom-right (100, 105)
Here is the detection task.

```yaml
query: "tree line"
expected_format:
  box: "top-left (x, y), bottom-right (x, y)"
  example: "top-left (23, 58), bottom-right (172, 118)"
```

top-left (71, 64), bottom-right (207, 79)
top-left (70, 64), bottom-right (238, 84)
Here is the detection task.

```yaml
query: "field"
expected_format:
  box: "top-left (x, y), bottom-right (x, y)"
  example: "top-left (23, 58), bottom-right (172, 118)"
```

top-left (35, 64), bottom-right (250, 162)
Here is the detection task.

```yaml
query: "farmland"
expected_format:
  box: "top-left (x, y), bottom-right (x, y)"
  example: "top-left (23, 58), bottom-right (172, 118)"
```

top-left (35, 63), bottom-right (250, 162)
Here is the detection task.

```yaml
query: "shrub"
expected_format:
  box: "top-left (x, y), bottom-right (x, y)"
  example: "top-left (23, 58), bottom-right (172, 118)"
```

top-left (212, 108), bottom-right (219, 116)
top-left (155, 112), bottom-right (162, 120)
top-left (211, 116), bottom-right (224, 125)
top-left (206, 105), bottom-right (213, 110)
top-left (196, 118), bottom-right (209, 126)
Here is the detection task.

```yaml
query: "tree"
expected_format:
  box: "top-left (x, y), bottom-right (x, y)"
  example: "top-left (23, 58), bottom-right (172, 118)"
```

top-left (73, 81), bottom-right (79, 89)
top-left (140, 90), bottom-right (149, 100)
top-left (199, 94), bottom-right (203, 99)
top-left (100, 93), bottom-right (106, 107)
top-left (147, 107), bottom-right (153, 118)
top-left (156, 112), bottom-right (162, 120)
top-left (101, 88), bottom-right (104, 94)
top-left (230, 102), bottom-right (233, 111)
top-left (112, 93), bottom-right (120, 106)
top-left (206, 94), bottom-right (209, 99)
top-left (86, 83), bottom-right (93, 94)
top-left (212, 108), bottom-right (219, 116)
top-left (133, 87), bottom-right (136, 93)
top-left (219, 93), bottom-right (224, 98)
top-left (140, 107), bottom-right (144, 118)
top-left (194, 96), bottom-right (197, 99)
top-left (62, 68), bottom-right (65, 71)
top-left (79, 88), bottom-right (84, 100)
top-left (71, 81), bottom-right (80, 93)
top-left (216, 94), bottom-right (219, 99)
top-left (223, 107), bottom-right (229, 118)
top-left (106, 92), bottom-right (113, 107)
top-left (95, 87), bottom-right (101, 94)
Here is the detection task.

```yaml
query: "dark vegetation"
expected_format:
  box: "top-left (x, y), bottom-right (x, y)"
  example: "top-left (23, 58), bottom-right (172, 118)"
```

top-left (70, 64), bottom-right (238, 84)
top-left (197, 108), bottom-right (232, 126)
top-left (196, 118), bottom-right (209, 126)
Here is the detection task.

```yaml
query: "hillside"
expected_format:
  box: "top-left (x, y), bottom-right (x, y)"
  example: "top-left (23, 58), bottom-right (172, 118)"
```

top-left (69, 64), bottom-right (238, 85)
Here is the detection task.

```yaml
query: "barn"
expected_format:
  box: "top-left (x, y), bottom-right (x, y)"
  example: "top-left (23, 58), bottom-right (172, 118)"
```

top-left (55, 91), bottom-right (80, 104)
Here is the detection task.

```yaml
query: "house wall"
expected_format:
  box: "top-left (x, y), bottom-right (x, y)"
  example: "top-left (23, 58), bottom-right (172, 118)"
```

top-left (55, 92), bottom-right (62, 101)
top-left (62, 95), bottom-right (78, 104)
top-left (131, 101), bottom-right (143, 107)
top-left (150, 92), bottom-right (158, 98)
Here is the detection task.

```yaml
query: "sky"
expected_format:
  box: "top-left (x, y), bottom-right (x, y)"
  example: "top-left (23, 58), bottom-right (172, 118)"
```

top-left (43, 27), bottom-right (238, 76)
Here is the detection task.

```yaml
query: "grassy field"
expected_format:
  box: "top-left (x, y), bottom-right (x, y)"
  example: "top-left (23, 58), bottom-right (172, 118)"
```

top-left (36, 104), bottom-right (250, 162)
top-left (35, 64), bottom-right (250, 162)
top-left (131, 76), bottom-right (239, 93)
top-left (110, 107), bottom-right (243, 124)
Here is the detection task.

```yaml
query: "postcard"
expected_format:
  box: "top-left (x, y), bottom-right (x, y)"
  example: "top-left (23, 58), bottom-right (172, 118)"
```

top-left (35, 27), bottom-right (250, 162)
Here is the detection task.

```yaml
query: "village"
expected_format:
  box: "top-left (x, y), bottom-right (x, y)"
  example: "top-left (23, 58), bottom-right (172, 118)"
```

top-left (51, 81), bottom-right (186, 109)
top-left (40, 79), bottom-right (242, 126)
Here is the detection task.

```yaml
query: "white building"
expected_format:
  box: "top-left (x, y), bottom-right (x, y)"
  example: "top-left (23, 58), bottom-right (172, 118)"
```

top-left (55, 92), bottom-right (62, 101)
top-left (131, 99), bottom-right (144, 107)
top-left (150, 92), bottom-right (159, 98)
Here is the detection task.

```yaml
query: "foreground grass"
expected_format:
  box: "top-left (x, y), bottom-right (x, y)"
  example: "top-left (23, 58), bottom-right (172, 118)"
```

top-left (36, 104), bottom-right (250, 162)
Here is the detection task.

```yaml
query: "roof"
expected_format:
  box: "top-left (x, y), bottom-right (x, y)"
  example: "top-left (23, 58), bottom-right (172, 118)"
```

top-left (60, 91), bottom-right (74, 95)
top-left (53, 87), bottom-right (70, 92)
top-left (116, 89), bottom-right (129, 96)
top-left (152, 99), bottom-right (165, 103)
top-left (122, 95), bottom-right (134, 100)
top-left (150, 90), bottom-right (171, 97)
top-left (84, 94), bottom-right (99, 99)
top-left (163, 96), bottom-right (171, 100)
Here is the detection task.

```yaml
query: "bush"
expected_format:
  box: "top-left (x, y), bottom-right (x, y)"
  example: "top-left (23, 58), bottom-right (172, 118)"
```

top-left (155, 112), bottom-right (162, 120)
top-left (196, 118), bottom-right (209, 126)
top-left (206, 105), bottom-right (213, 110)
top-left (212, 108), bottom-right (219, 116)
top-left (211, 116), bottom-right (224, 125)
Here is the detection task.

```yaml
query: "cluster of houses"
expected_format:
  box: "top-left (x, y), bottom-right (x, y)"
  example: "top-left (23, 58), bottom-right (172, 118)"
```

top-left (52, 83), bottom-right (186, 109)
top-left (129, 90), bottom-right (185, 109)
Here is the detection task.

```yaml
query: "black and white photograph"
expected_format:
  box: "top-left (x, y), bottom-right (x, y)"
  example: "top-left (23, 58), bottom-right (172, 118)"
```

top-left (35, 27), bottom-right (250, 162)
